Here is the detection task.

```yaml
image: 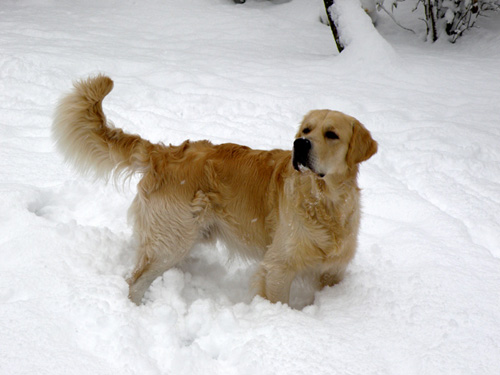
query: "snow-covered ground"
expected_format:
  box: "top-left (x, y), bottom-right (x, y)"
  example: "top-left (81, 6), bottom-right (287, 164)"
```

top-left (1, 0), bottom-right (499, 374)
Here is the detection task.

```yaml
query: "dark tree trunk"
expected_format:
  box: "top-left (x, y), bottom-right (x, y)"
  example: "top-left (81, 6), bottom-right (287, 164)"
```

top-left (424, 0), bottom-right (438, 42)
top-left (323, 0), bottom-right (344, 53)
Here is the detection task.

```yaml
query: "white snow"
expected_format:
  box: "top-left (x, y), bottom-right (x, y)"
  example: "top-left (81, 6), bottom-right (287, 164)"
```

top-left (1, 0), bottom-right (500, 374)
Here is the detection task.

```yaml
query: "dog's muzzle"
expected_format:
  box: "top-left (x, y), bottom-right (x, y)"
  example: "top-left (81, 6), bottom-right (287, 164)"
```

top-left (293, 138), bottom-right (325, 177)
top-left (293, 138), bottom-right (312, 172)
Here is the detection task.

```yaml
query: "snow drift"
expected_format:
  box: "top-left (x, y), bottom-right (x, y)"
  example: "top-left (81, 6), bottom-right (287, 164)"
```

top-left (0, 0), bottom-right (499, 374)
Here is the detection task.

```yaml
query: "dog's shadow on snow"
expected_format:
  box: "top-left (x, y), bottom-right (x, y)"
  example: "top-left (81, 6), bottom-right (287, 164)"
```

top-left (144, 244), bottom-right (316, 310)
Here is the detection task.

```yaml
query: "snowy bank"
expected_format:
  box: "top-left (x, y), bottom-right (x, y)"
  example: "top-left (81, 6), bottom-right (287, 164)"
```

top-left (0, 0), bottom-right (499, 374)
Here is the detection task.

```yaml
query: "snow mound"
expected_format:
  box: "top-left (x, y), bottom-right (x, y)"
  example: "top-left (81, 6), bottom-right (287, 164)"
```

top-left (0, 0), bottom-right (499, 374)
top-left (331, 0), bottom-right (398, 66)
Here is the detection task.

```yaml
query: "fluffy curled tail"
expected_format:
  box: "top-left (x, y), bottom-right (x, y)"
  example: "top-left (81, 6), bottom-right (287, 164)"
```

top-left (52, 75), bottom-right (157, 181)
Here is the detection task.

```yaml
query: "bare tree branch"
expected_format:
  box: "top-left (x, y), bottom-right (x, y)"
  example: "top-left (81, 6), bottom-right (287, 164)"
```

top-left (377, 1), bottom-right (416, 34)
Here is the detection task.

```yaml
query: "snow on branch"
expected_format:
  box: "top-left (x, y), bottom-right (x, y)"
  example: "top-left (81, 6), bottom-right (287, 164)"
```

top-left (404, 0), bottom-right (499, 42)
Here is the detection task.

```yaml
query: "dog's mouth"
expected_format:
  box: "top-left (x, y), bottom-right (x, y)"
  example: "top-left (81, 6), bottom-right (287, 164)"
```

top-left (293, 138), bottom-right (325, 178)
top-left (294, 163), bottom-right (325, 178)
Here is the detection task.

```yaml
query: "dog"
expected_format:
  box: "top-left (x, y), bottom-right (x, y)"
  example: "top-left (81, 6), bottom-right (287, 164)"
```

top-left (52, 75), bottom-right (377, 305)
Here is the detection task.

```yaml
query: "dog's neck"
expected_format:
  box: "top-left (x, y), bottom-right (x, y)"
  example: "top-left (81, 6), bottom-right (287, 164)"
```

top-left (316, 165), bottom-right (360, 204)
top-left (288, 164), bottom-right (359, 206)
top-left (325, 163), bottom-right (359, 185)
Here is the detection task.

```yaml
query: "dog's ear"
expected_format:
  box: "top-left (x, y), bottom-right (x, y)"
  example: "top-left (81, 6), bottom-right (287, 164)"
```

top-left (346, 120), bottom-right (378, 166)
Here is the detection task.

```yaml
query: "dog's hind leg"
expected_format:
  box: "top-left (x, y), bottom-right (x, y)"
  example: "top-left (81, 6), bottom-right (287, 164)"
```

top-left (127, 231), bottom-right (199, 305)
top-left (128, 252), bottom-right (168, 305)
top-left (127, 196), bottom-right (205, 305)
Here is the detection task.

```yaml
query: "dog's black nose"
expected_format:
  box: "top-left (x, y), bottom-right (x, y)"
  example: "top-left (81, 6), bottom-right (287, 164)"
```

top-left (293, 138), bottom-right (311, 171)
top-left (293, 138), bottom-right (311, 153)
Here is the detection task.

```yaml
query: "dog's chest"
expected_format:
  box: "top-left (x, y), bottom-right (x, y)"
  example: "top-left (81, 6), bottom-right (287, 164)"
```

top-left (290, 184), bottom-right (359, 262)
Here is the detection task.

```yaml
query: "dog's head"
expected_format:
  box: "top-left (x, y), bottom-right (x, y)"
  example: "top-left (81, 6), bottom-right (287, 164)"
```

top-left (293, 110), bottom-right (377, 177)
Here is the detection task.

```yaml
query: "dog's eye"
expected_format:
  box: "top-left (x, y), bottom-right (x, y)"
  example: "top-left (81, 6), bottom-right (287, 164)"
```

top-left (302, 128), bottom-right (311, 135)
top-left (325, 131), bottom-right (339, 140)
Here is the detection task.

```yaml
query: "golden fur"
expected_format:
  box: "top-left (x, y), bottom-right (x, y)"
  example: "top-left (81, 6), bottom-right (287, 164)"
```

top-left (52, 75), bottom-right (377, 305)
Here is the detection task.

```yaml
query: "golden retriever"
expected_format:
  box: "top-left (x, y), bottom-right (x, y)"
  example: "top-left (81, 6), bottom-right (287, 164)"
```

top-left (52, 75), bottom-right (377, 305)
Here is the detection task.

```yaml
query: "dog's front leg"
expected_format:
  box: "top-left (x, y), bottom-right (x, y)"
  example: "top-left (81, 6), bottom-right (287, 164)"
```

top-left (254, 257), bottom-right (296, 305)
top-left (319, 268), bottom-right (346, 289)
